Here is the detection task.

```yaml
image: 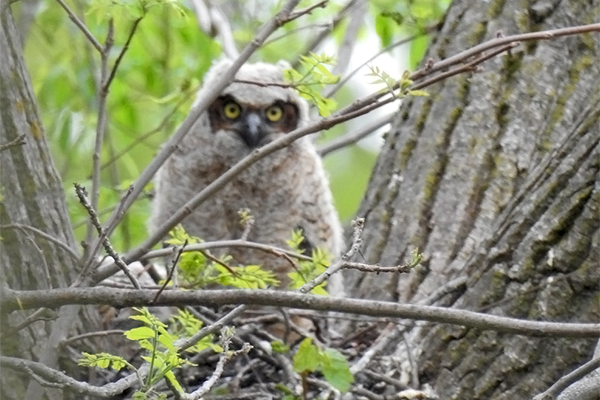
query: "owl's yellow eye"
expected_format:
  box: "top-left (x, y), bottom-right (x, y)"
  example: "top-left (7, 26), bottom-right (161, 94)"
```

top-left (223, 101), bottom-right (241, 120)
top-left (265, 105), bottom-right (283, 122)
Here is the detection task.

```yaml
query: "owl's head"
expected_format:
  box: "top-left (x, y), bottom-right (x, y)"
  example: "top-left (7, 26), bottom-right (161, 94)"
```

top-left (198, 59), bottom-right (309, 148)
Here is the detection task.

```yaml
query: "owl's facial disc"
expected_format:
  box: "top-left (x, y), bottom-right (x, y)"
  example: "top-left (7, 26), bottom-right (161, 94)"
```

top-left (208, 95), bottom-right (300, 148)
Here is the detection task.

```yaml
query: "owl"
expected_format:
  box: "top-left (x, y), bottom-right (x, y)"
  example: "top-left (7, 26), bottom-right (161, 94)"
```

top-left (149, 59), bottom-right (344, 295)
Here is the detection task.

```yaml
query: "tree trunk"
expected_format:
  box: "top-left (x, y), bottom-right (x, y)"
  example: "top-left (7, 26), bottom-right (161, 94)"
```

top-left (0, 9), bottom-right (100, 400)
top-left (346, 0), bottom-right (599, 398)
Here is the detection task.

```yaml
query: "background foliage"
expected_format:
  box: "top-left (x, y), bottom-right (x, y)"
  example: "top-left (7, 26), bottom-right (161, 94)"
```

top-left (20, 0), bottom-right (448, 251)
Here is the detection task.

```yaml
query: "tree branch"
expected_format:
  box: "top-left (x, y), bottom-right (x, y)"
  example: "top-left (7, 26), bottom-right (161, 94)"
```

top-left (533, 356), bottom-right (600, 400)
top-left (54, 0), bottom-right (102, 52)
top-left (3, 287), bottom-right (599, 338)
top-left (0, 133), bottom-right (26, 152)
top-left (74, 184), bottom-right (141, 289)
top-left (1, 357), bottom-right (148, 398)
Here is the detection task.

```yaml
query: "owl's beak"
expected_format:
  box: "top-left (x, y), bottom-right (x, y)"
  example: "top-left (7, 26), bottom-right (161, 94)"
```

top-left (239, 113), bottom-right (265, 148)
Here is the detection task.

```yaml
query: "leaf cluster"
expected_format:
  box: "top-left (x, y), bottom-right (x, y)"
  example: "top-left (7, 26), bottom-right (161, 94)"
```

top-left (371, 0), bottom-right (450, 69)
top-left (367, 66), bottom-right (430, 98)
top-left (283, 53), bottom-right (340, 117)
top-left (286, 229), bottom-right (330, 295)
top-left (165, 225), bottom-right (280, 289)
top-left (79, 307), bottom-right (222, 399)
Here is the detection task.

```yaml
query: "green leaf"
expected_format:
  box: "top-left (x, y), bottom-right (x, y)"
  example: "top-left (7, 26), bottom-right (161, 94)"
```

top-left (374, 14), bottom-right (394, 47)
top-left (164, 370), bottom-right (184, 393)
top-left (409, 34), bottom-right (429, 70)
top-left (132, 391), bottom-right (148, 400)
top-left (293, 338), bottom-right (321, 373)
top-left (321, 349), bottom-right (354, 392)
top-left (271, 341), bottom-right (290, 354)
top-left (125, 326), bottom-right (156, 341)
top-left (79, 352), bottom-right (130, 371)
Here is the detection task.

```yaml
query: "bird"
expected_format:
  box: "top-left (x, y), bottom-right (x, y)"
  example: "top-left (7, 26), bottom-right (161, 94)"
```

top-left (148, 59), bottom-right (344, 296)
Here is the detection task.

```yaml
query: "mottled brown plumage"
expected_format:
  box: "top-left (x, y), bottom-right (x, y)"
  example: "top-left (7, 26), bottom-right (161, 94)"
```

top-left (149, 59), bottom-right (343, 295)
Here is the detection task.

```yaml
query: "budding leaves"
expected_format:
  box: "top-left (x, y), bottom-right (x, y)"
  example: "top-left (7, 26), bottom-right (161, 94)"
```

top-left (283, 53), bottom-right (339, 117)
top-left (367, 65), bottom-right (430, 99)
top-left (293, 338), bottom-right (353, 393)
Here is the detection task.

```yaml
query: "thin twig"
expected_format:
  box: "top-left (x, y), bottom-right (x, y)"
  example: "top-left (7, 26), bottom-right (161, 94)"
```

top-left (103, 18), bottom-right (142, 91)
top-left (0, 224), bottom-right (80, 261)
top-left (317, 113), bottom-right (392, 157)
top-left (1, 357), bottom-right (149, 398)
top-left (85, 19), bottom-right (114, 261)
top-left (179, 333), bottom-right (252, 400)
top-left (61, 330), bottom-right (126, 347)
top-left (350, 322), bottom-right (398, 374)
top-left (332, 0), bottom-right (367, 76)
top-left (100, 86), bottom-right (198, 171)
top-left (325, 23), bottom-right (440, 97)
top-left (532, 356), bottom-right (600, 400)
top-left (298, 218), bottom-right (365, 294)
top-left (152, 241), bottom-right (187, 303)
top-left (296, 0), bottom-right (357, 62)
top-left (54, 0), bottom-right (102, 52)
top-left (403, 332), bottom-right (419, 388)
top-left (189, 0), bottom-right (239, 59)
top-left (199, 249), bottom-right (239, 277)
top-left (342, 261), bottom-right (413, 273)
top-left (239, 209), bottom-right (255, 241)
top-left (74, 183), bottom-right (141, 289)
top-left (0, 133), bottom-right (26, 152)
top-left (285, 0), bottom-right (328, 22)
top-left (96, 239), bottom-right (314, 281)
top-left (177, 305), bottom-right (248, 353)
top-left (0, 309), bottom-right (57, 337)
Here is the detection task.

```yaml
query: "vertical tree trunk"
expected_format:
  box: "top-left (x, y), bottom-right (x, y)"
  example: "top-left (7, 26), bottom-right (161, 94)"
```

top-left (0, 9), bottom-right (100, 400)
top-left (346, 0), bottom-right (599, 397)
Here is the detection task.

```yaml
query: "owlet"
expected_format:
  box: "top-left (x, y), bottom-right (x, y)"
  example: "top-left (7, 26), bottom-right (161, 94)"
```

top-left (149, 59), bottom-right (344, 295)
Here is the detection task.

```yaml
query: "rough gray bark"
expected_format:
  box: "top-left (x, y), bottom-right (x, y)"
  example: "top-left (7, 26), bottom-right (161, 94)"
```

top-left (345, 0), bottom-right (599, 398)
top-left (0, 9), bottom-right (101, 400)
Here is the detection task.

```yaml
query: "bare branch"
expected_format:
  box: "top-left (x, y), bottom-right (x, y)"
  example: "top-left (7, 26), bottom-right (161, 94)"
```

top-left (4, 287), bottom-right (600, 338)
top-left (325, 23), bottom-right (439, 97)
top-left (0, 133), bottom-right (26, 152)
top-left (179, 334), bottom-right (252, 400)
top-left (0, 224), bottom-right (80, 261)
top-left (285, 0), bottom-right (328, 22)
top-left (188, 0), bottom-right (239, 59)
top-left (74, 183), bottom-right (141, 289)
top-left (317, 113), bottom-right (392, 157)
top-left (177, 305), bottom-right (248, 352)
top-left (533, 356), bottom-right (600, 400)
top-left (152, 241), bottom-right (187, 303)
top-left (54, 0), bottom-right (102, 52)
top-left (103, 17), bottom-right (142, 91)
top-left (342, 261), bottom-right (413, 273)
top-left (1, 357), bottom-right (149, 398)
top-left (84, 18), bottom-right (114, 259)
top-left (299, 218), bottom-right (365, 294)
top-left (332, 0), bottom-right (366, 76)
